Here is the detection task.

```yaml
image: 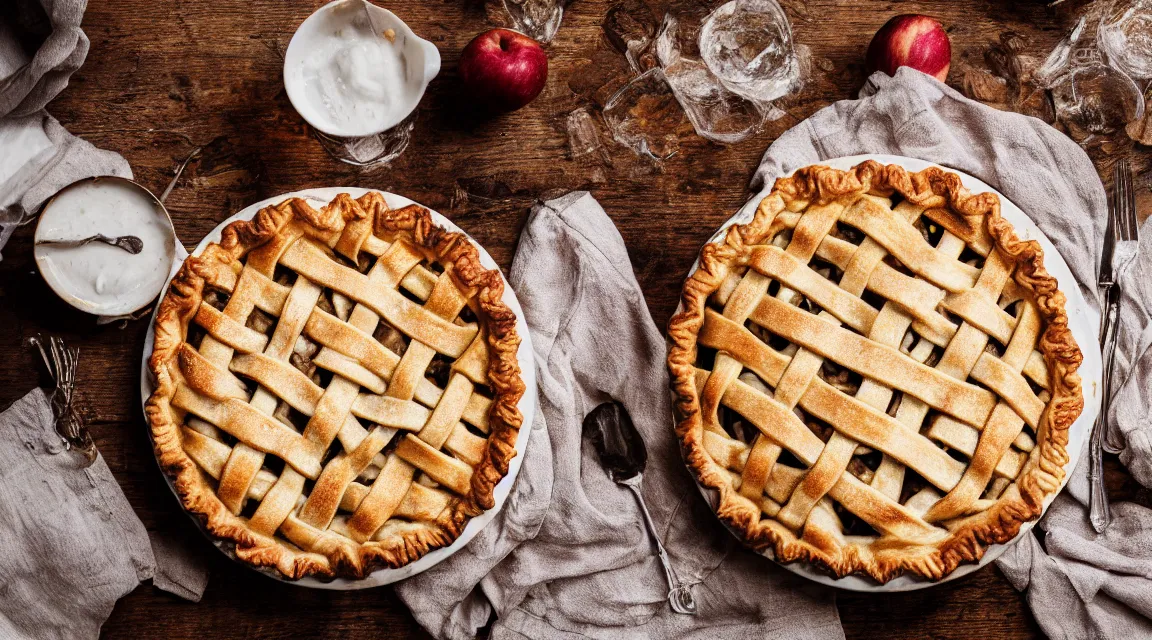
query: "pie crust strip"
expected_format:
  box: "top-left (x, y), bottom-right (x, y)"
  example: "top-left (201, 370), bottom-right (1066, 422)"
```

top-left (668, 161), bottom-right (1083, 583)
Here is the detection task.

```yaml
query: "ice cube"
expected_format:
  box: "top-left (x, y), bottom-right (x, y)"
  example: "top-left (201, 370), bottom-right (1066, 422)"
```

top-left (503, 0), bottom-right (564, 44)
top-left (603, 0), bottom-right (658, 73)
top-left (602, 67), bottom-right (683, 160)
top-left (565, 107), bottom-right (603, 158)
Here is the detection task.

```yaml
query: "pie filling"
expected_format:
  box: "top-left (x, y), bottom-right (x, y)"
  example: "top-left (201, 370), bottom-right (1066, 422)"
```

top-left (670, 162), bottom-right (1082, 582)
top-left (184, 265), bottom-right (495, 524)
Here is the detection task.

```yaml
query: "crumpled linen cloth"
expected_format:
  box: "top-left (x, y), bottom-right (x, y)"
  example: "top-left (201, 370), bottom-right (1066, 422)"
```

top-left (0, 389), bottom-right (209, 640)
top-left (753, 67), bottom-right (1152, 640)
top-left (0, 0), bottom-right (131, 260)
top-left (396, 191), bottom-right (843, 639)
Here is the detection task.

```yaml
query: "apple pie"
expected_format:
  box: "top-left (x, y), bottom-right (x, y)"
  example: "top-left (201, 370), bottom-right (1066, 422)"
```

top-left (146, 192), bottom-right (524, 580)
top-left (667, 161), bottom-right (1083, 583)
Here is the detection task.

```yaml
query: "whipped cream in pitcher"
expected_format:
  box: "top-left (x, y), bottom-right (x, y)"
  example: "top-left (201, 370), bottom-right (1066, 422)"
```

top-left (285, 0), bottom-right (441, 138)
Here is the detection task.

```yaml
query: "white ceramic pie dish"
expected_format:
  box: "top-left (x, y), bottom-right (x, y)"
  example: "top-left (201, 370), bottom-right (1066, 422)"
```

top-left (140, 187), bottom-right (537, 589)
top-left (680, 154), bottom-right (1103, 592)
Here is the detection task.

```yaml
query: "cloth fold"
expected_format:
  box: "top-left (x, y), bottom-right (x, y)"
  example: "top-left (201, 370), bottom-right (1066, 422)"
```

top-left (0, 0), bottom-right (203, 629)
top-left (396, 191), bottom-right (843, 639)
top-left (0, 389), bottom-right (152, 639)
top-left (753, 67), bottom-right (1152, 640)
top-left (0, 0), bottom-right (132, 261)
top-left (0, 0), bottom-right (90, 118)
top-left (0, 387), bottom-right (209, 640)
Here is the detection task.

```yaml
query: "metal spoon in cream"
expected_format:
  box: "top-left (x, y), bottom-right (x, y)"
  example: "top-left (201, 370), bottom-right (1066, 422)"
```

top-left (34, 177), bottom-right (176, 316)
top-left (36, 233), bottom-right (144, 254)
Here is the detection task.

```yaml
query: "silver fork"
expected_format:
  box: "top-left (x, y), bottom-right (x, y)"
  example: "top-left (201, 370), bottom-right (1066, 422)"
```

top-left (1089, 159), bottom-right (1140, 533)
top-left (29, 335), bottom-right (96, 466)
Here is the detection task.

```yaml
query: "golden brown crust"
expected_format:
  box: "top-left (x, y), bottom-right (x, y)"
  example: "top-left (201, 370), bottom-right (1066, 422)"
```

top-left (667, 161), bottom-right (1084, 583)
top-left (146, 192), bottom-right (524, 580)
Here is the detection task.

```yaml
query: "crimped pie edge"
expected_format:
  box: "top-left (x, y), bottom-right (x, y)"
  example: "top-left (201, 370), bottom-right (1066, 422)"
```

top-left (145, 193), bottom-right (525, 580)
top-left (666, 160), bottom-right (1084, 584)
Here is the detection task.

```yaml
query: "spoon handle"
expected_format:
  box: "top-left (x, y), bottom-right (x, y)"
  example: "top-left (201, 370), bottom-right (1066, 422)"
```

top-left (37, 234), bottom-right (142, 254)
top-left (36, 235), bottom-right (104, 249)
top-left (625, 481), bottom-right (698, 615)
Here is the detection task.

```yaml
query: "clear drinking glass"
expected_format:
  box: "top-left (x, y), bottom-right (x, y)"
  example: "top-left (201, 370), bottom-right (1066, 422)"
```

top-left (698, 0), bottom-right (801, 104)
top-left (311, 112), bottom-right (417, 167)
top-left (1098, 0), bottom-right (1152, 80)
top-left (602, 68), bottom-right (684, 161)
top-left (1035, 12), bottom-right (1146, 139)
top-left (657, 14), bottom-right (771, 144)
top-left (1050, 63), bottom-right (1145, 135)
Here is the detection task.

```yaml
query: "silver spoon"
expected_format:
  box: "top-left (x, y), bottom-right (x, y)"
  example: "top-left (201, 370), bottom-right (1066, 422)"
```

top-left (36, 234), bottom-right (143, 254)
top-left (584, 401), bottom-right (698, 615)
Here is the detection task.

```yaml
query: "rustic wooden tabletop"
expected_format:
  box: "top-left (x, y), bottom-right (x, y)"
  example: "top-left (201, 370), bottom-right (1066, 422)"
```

top-left (1, 0), bottom-right (1149, 637)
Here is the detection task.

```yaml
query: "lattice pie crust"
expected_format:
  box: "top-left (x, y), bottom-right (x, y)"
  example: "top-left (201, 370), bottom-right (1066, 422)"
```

top-left (668, 161), bottom-right (1083, 582)
top-left (147, 193), bottom-right (524, 580)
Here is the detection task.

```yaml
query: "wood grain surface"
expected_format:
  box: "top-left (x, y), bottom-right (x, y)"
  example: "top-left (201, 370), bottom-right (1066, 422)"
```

top-left (1, 0), bottom-right (1148, 638)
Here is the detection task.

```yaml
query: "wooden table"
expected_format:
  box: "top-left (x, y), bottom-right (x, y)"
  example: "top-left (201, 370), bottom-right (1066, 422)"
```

top-left (1, 0), bottom-right (1148, 637)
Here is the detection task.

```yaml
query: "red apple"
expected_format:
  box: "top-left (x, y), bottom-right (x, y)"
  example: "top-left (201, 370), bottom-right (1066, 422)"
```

top-left (865, 15), bottom-right (952, 82)
top-left (458, 29), bottom-right (548, 113)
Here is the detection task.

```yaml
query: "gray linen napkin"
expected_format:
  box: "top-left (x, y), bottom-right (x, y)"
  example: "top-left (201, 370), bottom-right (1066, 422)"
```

top-left (0, 0), bottom-right (131, 260)
top-left (0, 0), bottom-right (206, 620)
top-left (753, 66), bottom-right (1152, 639)
top-left (0, 388), bottom-right (208, 640)
top-left (396, 191), bottom-right (843, 639)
